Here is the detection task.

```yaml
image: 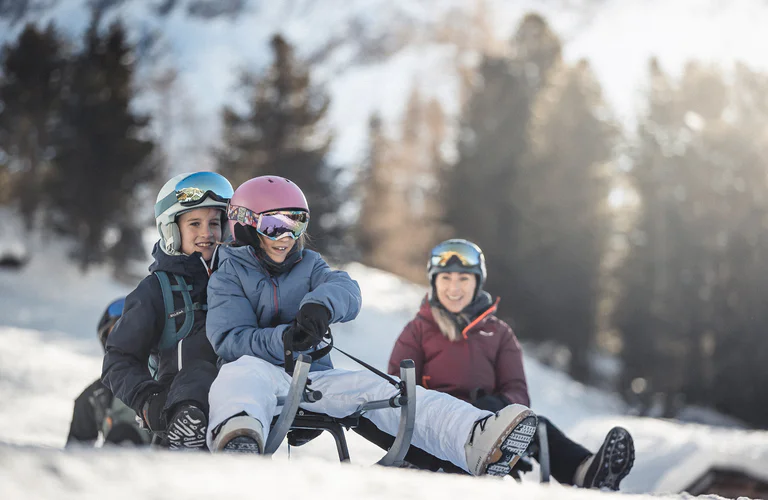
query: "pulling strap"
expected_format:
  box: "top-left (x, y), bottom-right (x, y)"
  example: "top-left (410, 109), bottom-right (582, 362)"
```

top-left (283, 324), bottom-right (400, 389)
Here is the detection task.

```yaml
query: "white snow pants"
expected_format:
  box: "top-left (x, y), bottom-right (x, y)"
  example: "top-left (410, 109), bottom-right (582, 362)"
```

top-left (207, 355), bottom-right (492, 471)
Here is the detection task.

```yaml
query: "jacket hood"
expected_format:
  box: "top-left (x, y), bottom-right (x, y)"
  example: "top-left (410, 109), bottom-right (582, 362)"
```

top-left (148, 241), bottom-right (219, 276)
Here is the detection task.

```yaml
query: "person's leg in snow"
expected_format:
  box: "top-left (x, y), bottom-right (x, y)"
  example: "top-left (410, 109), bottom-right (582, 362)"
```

top-left (206, 356), bottom-right (538, 475)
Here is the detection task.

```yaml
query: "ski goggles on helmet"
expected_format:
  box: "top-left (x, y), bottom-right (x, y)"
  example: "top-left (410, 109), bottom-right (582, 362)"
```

top-left (154, 172), bottom-right (234, 218)
top-left (429, 240), bottom-right (483, 269)
top-left (228, 204), bottom-right (310, 241)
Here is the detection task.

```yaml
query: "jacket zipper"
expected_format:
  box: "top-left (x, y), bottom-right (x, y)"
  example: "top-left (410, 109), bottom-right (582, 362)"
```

top-left (271, 277), bottom-right (279, 317)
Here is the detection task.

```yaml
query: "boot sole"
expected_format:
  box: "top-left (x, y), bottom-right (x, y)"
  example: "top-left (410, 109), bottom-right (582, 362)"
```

top-left (223, 436), bottom-right (262, 453)
top-left (485, 413), bottom-right (538, 476)
top-left (590, 427), bottom-right (635, 490)
top-left (167, 407), bottom-right (207, 450)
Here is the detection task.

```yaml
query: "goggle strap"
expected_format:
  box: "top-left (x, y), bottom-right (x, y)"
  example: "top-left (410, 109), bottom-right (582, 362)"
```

top-left (154, 192), bottom-right (180, 218)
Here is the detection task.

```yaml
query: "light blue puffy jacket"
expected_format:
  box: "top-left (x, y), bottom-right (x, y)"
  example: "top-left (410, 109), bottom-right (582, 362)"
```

top-left (206, 245), bottom-right (362, 371)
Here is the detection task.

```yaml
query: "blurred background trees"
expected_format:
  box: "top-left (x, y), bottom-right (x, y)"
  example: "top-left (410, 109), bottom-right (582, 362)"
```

top-left (2, 8), bottom-right (768, 428)
top-left (0, 13), bottom-right (156, 271)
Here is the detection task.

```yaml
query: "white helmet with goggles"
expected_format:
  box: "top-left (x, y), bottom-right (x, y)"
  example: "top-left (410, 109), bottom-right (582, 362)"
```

top-left (154, 171), bottom-right (234, 255)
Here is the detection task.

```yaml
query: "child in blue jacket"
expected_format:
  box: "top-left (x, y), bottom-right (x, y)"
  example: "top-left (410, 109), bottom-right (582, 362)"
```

top-left (205, 175), bottom-right (538, 477)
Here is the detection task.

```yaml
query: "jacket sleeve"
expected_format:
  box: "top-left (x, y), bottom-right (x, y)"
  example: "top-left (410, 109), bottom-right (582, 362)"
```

top-left (300, 257), bottom-right (362, 323)
top-left (101, 279), bottom-right (164, 415)
top-left (206, 263), bottom-right (288, 364)
top-left (387, 318), bottom-right (424, 384)
top-left (495, 321), bottom-right (530, 407)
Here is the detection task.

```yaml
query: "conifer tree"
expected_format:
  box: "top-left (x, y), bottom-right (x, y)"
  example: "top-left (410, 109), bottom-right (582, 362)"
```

top-left (614, 60), bottom-right (768, 425)
top-left (217, 34), bottom-right (343, 257)
top-left (0, 23), bottom-right (65, 225)
top-left (50, 14), bottom-right (155, 269)
top-left (441, 13), bottom-right (561, 331)
top-left (520, 60), bottom-right (617, 380)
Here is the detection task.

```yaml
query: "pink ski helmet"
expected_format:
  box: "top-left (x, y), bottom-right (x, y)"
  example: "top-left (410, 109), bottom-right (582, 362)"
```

top-left (227, 175), bottom-right (309, 238)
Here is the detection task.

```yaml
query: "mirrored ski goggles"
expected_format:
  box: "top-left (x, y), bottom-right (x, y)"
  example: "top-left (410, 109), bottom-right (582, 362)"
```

top-left (430, 242), bottom-right (482, 269)
top-left (228, 205), bottom-right (310, 241)
top-left (154, 172), bottom-right (234, 218)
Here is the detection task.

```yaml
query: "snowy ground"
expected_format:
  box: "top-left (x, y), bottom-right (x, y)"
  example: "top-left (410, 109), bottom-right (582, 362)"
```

top-left (1, 238), bottom-right (768, 499)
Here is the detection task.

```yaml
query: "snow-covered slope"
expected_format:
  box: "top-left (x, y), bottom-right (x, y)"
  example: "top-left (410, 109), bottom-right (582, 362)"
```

top-left (3, 0), bottom-right (768, 171)
top-left (3, 237), bottom-right (768, 498)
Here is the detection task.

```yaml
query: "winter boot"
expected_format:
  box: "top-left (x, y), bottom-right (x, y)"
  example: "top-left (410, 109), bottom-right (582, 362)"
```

top-left (212, 415), bottom-right (264, 453)
top-left (464, 404), bottom-right (538, 476)
top-left (166, 404), bottom-right (207, 450)
top-left (574, 427), bottom-right (635, 490)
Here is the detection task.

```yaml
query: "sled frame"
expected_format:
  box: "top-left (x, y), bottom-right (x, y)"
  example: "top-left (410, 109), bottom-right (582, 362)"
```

top-left (263, 354), bottom-right (417, 467)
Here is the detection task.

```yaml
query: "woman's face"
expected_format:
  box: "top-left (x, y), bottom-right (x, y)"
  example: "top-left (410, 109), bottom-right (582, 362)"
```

top-left (178, 207), bottom-right (222, 262)
top-left (258, 233), bottom-right (296, 263)
top-left (435, 272), bottom-right (477, 313)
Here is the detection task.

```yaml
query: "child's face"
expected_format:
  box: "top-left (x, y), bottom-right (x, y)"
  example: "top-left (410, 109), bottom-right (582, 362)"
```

top-left (258, 233), bottom-right (296, 263)
top-left (435, 272), bottom-right (477, 313)
top-left (178, 207), bottom-right (222, 261)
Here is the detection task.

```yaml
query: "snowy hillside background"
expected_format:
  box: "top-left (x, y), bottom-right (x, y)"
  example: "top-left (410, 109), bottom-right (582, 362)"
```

top-left (2, 233), bottom-right (768, 499)
top-left (4, 0), bottom-right (768, 498)
top-left (3, 0), bottom-right (768, 171)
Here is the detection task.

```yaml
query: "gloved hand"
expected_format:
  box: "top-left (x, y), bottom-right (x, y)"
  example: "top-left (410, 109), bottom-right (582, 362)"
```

top-left (470, 388), bottom-right (511, 413)
top-left (296, 303), bottom-right (331, 339)
top-left (283, 320), bottom-right (321, 352)
top-left (141, 387), bottom-right (169, 432)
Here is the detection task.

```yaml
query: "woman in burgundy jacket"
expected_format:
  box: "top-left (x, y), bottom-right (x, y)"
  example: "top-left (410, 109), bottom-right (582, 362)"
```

top-left (387, 239), bottom-right (634, 490)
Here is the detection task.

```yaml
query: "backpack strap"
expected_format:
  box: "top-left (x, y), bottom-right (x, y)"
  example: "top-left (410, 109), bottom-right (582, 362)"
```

top-left (154, 271), bottom-right (208, 352)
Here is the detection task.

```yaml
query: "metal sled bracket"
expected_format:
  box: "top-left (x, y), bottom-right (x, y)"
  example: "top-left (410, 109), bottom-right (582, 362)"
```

top-left (538, 420), bottom-right (550, 483)
top-left (265, 354), bottom-right (316, 454)
top-left (263, 356), bottom-right (416, 468)
top-left (375, 359), bottom-right (416, 467)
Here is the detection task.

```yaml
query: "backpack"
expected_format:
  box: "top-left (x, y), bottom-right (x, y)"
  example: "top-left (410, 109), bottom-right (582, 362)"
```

top-left (147, 271), bottom-right (207, 379)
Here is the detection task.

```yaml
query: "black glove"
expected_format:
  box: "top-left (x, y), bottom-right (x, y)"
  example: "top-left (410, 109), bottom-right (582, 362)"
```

top-left (470, 389), bottom-right (511, 413)
top-left (296, 303), bottom-right (331, 339)
top-left (283, 320), bottom-right (321, 352)
top-left (141, 387), bottom-right (169, 432)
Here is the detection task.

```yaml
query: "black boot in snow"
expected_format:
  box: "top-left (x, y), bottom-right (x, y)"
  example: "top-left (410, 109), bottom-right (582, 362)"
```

top-left (580, 427), bottom-right (635, 490)
top-left (166, 404), bottom-right (208, 450)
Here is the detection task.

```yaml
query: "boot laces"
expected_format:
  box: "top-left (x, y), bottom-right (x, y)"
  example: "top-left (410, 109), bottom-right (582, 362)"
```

top-left (468, 412), bottom-right (497, 444)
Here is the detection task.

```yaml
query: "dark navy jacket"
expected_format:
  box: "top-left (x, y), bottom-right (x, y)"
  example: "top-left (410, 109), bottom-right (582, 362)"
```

top-left (101, 243), bottom-right (219, 416)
